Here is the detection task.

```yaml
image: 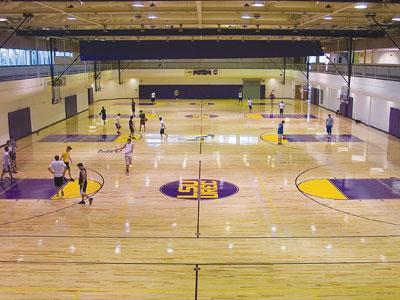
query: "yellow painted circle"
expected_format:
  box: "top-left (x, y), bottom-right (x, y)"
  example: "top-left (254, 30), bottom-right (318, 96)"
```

top-left (52, 179), bottom-right (102, 200)
top-left (298, 179), bottom-right (347, 200)
top-left (260, 134), bottom-right (288, 144)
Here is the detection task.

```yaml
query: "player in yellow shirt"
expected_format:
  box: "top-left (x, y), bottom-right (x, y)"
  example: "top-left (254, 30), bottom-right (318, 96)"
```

top-left (61, 146), bottom-right (74, 181)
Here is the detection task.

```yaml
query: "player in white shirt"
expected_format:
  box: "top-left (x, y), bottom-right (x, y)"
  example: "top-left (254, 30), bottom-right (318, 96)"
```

top-left (116, 138), bottom-right (134, 176)
top-left (247, 98), bottom-right (252, 112)
top-left (48, 155), bottom-right (67, 197)
top-left (238, 90), bottom-right (243, 105)
top-left (151, 91), bottom-right (156, 104)
top-left (279, 101), bottom-right (285, 116)
top-left (159, 117), bottom-right (168, 140)
top-left (1, 147), bottom-right (14, 181)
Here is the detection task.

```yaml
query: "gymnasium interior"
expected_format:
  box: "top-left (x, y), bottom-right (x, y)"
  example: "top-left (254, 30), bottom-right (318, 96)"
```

top-left (1, 0), bottom-right (400, 299)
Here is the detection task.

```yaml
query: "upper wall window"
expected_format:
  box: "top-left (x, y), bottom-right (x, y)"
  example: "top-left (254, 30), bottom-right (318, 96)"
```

top-left (0, 48), bottom-right (74, 66)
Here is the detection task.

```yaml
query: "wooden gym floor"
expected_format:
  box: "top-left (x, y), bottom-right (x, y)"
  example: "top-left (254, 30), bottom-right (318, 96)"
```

top-left (1, 98), bottom-right (400, 299)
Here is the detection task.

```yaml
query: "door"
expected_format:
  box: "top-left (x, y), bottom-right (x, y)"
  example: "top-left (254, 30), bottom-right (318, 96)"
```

top-left (87, 87), bottom-right (94, 105)
top-left (243, 79), bottom-right (260, 100)
top-left (8, 107), bottom-right (32, 139)
top-left (65, 95), bottom-right (78, 119)
top-left (389, 107), bottom-right (400, 138)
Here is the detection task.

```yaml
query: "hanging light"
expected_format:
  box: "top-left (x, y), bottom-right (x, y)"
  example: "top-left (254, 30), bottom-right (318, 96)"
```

top-left (132, 2), bottom-right (145, 7)
top-left (354, 3), bottom-right (368, 9)
top-left (252, 1), bottom-right (265, 7)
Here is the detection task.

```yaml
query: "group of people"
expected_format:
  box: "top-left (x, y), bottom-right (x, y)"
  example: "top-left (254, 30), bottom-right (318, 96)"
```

top-left (47, 146), bottom-right (93, 205)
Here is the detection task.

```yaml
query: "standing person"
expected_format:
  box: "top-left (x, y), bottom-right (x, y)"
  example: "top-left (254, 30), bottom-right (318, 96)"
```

top-left (129, 115), bottom-right (135, 139)
top-left (5, 141), bottom-right (16, 173)
top-left (48, 155), bottom-right (67, 197)
top-left (139, 110), bottom-right (147, 132)
top-left (61, 146), bottom-right (74, 181)
top-left (9, 136), bottom-right (17, 170)
top-left (131, 100), bottom-right (136, 116)
top-left (116, 138), bottom-right (133, 176)
top-left (99, 106), bottom-right (107, 125)
top-left (279, 101), bottom-right (285, 116)
top-left (77, 163), bottom-right (93, 205)
top-left (277, 120), bottom-right (285, 145)
top-left (115, 113), bottom-right (122, 135)
top-left (269, 90), bottom-right (275, 106)
top-left (326, 114), bottom-right (334, 140)
top-left (238, 89), bottom-right (243, 105)
top-left (159, 117), bottom-right (168, 140)
top-left (1, 146), bottom-right (14, 181)
top-left (151, 91), bottom-right (156, 104)
top-left (247, 98), bottom-right (252, 112)
top-left (174, 89), bottom-right (180, 100)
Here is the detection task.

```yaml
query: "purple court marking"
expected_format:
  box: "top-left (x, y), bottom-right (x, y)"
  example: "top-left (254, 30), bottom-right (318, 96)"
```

top-left (185, 114), bottom-right (219, 118)
top-left (283, 134), bottom-right (363, 143)
top-left (40, 134), bottom-right (119, 143)
top-left (260, 114), bottom-right (317, 119)
top-left (160, 179), bottom-right (239, 201)
top-left (329, 178), bottom-right (400, 200)
top-left (113, 102), bottom-right (155, 106)
top-left (0, 178), bottom-right (68, 200)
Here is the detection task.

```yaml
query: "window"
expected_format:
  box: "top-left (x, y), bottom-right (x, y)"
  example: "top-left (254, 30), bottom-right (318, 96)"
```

top-left (0, 48), bottom-right (74, 66)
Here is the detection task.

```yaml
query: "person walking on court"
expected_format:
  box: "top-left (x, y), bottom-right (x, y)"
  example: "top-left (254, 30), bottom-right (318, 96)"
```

top-left (174, 89), bottom-right (180, 100)
top-left (277, 120), bottom-right (285, 145)
top-left (77, 163), bottom-right (93, 205)
top-left (151, 91), bottom-right (156, 104)
top-left (326, 114), bottom-right (334, 141)
top-left (238, 89), bottom-right (243, 105)
top-left (116, 138), bottom-right (133, 176)
top-left (129, 115), bottom-right (135, 139)
top-left (1, 146), bottom-right (14, 181)
top-left (139, 110), bottom-right (147, 132)
top-left (279, 101), bottom-right (285, 116)
top-left (269, 91), bottom-right (275, 106)
top-left (99, 106), bottom-right (107, 125)
top-left (48, 155), bottom-right (67, 197)
top-left (61, 146), bottom-right (74, 181)
top-left (131, 100), bottom-right (136, 116)
top-left (159, 117), bottom-right (168, 140)
top-left (9, 136), bottom-right (17, 170)
top-left (5, 140), bottom-right (16, 173)
top-left (247, 98), bottom-right (253, 112)
top-left (115, 113), bottom-right (122, 135)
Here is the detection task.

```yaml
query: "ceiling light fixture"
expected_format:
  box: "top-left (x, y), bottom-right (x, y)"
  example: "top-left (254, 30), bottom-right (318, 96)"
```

top-left (66, 16), bottom-right (77, 20)
top-left (354, 3), bottom-right (368, 9)
top-left (241, 15), bottom-right (252, 20)
top-left (392, 16), bottom-right (400, 22)
top-left (252, 1), bottom-right (265, 7)
top-left (323, 16), bottom-right (333, 20)
top-left (132, 2), bottom-right (145, 7)
top-left (0, 18), bottom-right (7, 22)
top-left (147, 15), bottom-right (158, 19)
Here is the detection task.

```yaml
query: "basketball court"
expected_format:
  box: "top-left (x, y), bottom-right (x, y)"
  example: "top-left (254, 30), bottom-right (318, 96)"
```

top-left (1, 0), bottom-right (400, 299)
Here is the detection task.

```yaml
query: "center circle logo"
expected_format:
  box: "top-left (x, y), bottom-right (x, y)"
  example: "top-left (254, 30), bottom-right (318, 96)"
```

top-left (160, 179), bottom-right (239, 200)
top-left (185, 114), bottom-right (219, 119)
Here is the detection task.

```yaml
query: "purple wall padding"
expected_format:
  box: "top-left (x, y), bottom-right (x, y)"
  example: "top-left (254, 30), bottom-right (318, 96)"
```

top-left (389, 107), bottom-right (400, 138)
top-left (87, 88), bottom-right (94, 105)
top-left (8, 107), bottom-right (32, 140)
top-left (339, 97), bottom-right (353, 119)
top-left (80, 40), bottom-right (323, 61)
top-left (139, 85), bottom-right (244, 99)
top-left (65, 95), bottom-right (78, 118)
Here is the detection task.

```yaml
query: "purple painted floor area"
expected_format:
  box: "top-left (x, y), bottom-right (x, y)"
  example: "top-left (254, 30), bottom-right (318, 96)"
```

top-left (285, 134), bottom-right (363, 143)
top-left (261, 114), bottom-right (317, 119)
top-left (113, 102), bottom-right (155, 106)
top-left (0, 178), bottom-right (68, 200)
top-left (40, 134), bottom-right (118, 143)
top-left (330, 178), bottom-right (400, 200)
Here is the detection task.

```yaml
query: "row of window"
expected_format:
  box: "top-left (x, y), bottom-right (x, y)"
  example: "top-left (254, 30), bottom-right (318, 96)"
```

top-left (0, 48), bottom-right (73, 67)
top-left (308, 55), bottom-right (329, 64)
